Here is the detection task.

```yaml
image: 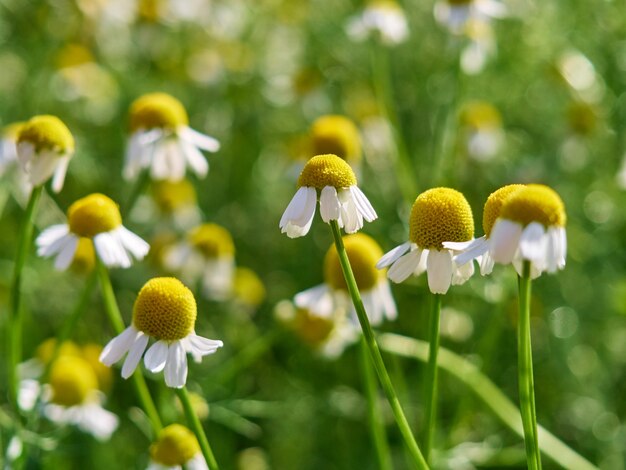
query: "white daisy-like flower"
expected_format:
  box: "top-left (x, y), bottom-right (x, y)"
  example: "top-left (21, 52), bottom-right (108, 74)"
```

top-left (460, 19), bottom-right (496, 75)
top-left (458, 100), bottom-right (504, 161)
top-left (377, 187), bottom-right (476, 295)
top-left (434, 0), bottom-right (507, 35)
top-left (148, 424), bottom-right (208, 470)
top-left (280, 154), bottom-right (377, 238)
top-left (295, 233), bottom-right (397, 326)
top-left (164, 223), bottom-right (235, 301)
top-left (150, 179), bottom-right (202, 230)
top-left (443, 184), bottom-right (525, 276)
top-left (346, 0), bottom-right (409, 46)
top-left (124, 92), bottom-right (220, 182)
top-left (36, 193), bottom-right (149, 270)
top-left (16, 115), bottom-right (75, 193)
top-left (99, 277), bottom-right (223, 388)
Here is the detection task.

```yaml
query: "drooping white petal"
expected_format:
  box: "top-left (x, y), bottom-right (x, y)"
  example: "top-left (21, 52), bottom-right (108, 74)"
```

top-left (490, 219), bottom-right (523, 264)
top-left (349, 186), bottom-right (377, 222)
top-left (320, 186), bottom-right (340, 223)
top-left (51, 155), bottom-right (70, 193)
top-left (100, 326), bottom-right (141, 366)
top-left (27, 150), bottom-right (62, 187)
top-left (116, 226), bottom-right (150, 260)
top-left (94, 231), bottom-right (131, 268)
top-left (280, 186), bottom-right (317, 238)
top-left (37, 228), bottom-right (73, 258)
top-left (186, 453), bottom-right (210, 470)
top-left (187, 334), bottom-right (223, 357)
top-left (449, 236), bottom-right (490, 267)
top-left (180, 126), bottom-right (220, 152)
top-left (77, 403), bottom-right (119, 441)
top-left (426, 249), bottom-right (453, 294)
top-left (452, 257), bottom-right (474, 285)
top-left (16, 142), bottom-right (35, 170)
top-left (338, 188), bottom-right (363, 233)
top-left (377, 241), bottom-right (412, 269)
top-left (164, 340), bottom-right (187, 388)
top-left (181, 139), bottom-right (209, 177)
top-left (479, 250), bottom-right (495, 275)
top-left (121, 333), bottom-right (149, 379)
top-left (36, 224), bottom-right (70, 249)
top-left (294, 284), bottom-right (335, 317)
top-left (519, 222), bottom-right (548, 265)
top-left (144, 340), bottom-right (169, 373)
top-left (387, 248), bottom-right (424, 283)
top-left (53, 235), bottom-right (79, 271)
top-left (123, 133), bottom-right (144, 180)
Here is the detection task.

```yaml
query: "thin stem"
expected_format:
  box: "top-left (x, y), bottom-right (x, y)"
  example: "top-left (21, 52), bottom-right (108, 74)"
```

top-left (518, 261), bottom-right (542, 470)
top-left (7, 185), bottom-right (44, 414)
top-left (329, 221), bottom-right (428, 470)
top-left (176, 386), bottom-right (219, 470)
top-left (359, 337), bottom-right (393, 470)
top-left (422, 293), bottom-right (442, 464)
top-left (95, 258), bottom-right (163, 433)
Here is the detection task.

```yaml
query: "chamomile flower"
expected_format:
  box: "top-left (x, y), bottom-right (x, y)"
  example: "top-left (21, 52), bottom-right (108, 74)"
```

top-left (99, 277), bottom-right (223, 388)
top-left (295, 233), bottom-right (396, 326)
top-left (165, 223), bottom-right (235, 300)
top-left (16, 115), bottom-right (74, 193)
top-left (280, 154), bottom-right (377, 238)
top-left (0, 122), bottom-right (23, 175)
top-left (434, 0), bottom-right (506, 35)
top-left (36, 193), bottom-right (149, 269)
top-left (148, 424), bottom-right (208, 470)
top-left (488, 184), bottom-right (567, 277)
top-left (377, 188), bottom-right (475, 294)
top-left (346, 0), bottom-right (409, 46)
top-left (458, 101), bottom-right (504, 161)
top-left (124, 92), bottom-right (220, 181)
top-left (444, 184), bottom-right (524, 275)
top-left (310, 115), bottom-right (362, 166)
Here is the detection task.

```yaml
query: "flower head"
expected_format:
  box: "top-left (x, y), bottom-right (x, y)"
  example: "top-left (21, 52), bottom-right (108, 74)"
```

top-left (36, 193), bottom-right (149, 269)
top-left (311, 115), bottom-right (361, 164)
top-left (49, 356), bottom-right (98, 407)
top-left (280, 154), bottom-right (377, 238)
top-left (459, 101), bottom-right (503, 160)
top-left (16, 115), bottom-right (74, 192)
top-left (434, 0), bottom-right (507, 35)
top-left (378, 188), bottom-right (475, 294)
top-left (346, 0), bottom-right (409, 46)
top-left (124, 92), bottom-right (219, 181)
top-left (100, 277), bottom-right (223, 388)
top-left (149, 424), bottom-right (207, 470)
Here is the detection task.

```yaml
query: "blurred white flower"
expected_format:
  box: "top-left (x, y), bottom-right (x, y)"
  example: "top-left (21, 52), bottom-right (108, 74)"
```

top-left (346, 1), bottom-right (409, 46)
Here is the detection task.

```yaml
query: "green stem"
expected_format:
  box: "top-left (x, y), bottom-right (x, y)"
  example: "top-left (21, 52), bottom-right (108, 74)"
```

top-left (422, 293), bottom-right (442, 464)
top-left (329, 221), bottom-right (428, 470)
top-left (7, 185), bottom-right (44, 414)
top-left (176, 386), bottom-right (219, 470)
top-left (518, 261), bottom-right (542, 470)
top-left (95, 258), bottom-right (163, 433)
top-left (358, 337), bottom-right (393, 470)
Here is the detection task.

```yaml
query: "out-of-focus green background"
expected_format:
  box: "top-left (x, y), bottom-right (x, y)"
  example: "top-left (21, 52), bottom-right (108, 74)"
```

top-left (1, 0), bottom-right (625, 468)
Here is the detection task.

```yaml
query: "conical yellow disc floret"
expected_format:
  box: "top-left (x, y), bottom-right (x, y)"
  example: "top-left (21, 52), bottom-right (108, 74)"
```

top-left (49, 356), bottom-right (98, 407)
top-left (129, 92), bottom-right (189, 132)
top-left (151, 424), bottom-right (200, 466)
top-left (297, 154), bottom-right (357, 189)
top-left (67, 193), bottom-right (122, 238)
top-left (500, 184), bottom-right (566, 228)
top-left (70, 238), bottom-right (96, 274)
top-left (311, 115), bottom-right (361, 163)
top-left (460, 101), bottom-right (501, 129)
top-left (152, 179), bottom-right (197, 213)
top-left (3, 122), bottom-right (24, 140)
top-left (36, 339), bottom-right (81, 365)
top-left (17, 115), bottom-right (74, 153)
top-left (324, 233), bottom-right (383, 291)
top-left (133, 277), bottom-right (197, 341)
top-left (187, 223), bottom-right (235, 259)
top-left (482, 184), bottom-right (525, 237)
top-left (410, 188), bottom-right (474, 249)
top-left (292, 308), bottom-right (335, 346)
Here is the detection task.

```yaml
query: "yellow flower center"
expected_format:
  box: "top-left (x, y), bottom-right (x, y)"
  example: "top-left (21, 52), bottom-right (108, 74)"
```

top-left (129, 92), bottom-right (189, 133)
top-left (187, 223), bottom-right (235, 259)
top-left (292, 308), bottom-right (335, 347)
top-left (132, 277), bottom-right (197, 341)
top-left (410, 187), bottom-right (474, 249)
top-left (500, 184), bottom-right (567, 228)
top-left (311, 115), bottom-right (361, 163)
top-left (70, 238), bottom-right (96, 274)
top-left (152, 179), bottom-right (197, 213)
top-left (3, 122), bottom-right (24, 140)
top-left (55, 43), bottom-right (93, 70)
top-left (297, 154), bottom-right (357, 189)
top-left (17, 115), bottom-right (74, 153)
top-left (459, 101), bottom-right (501, 129)
top-left (67, 193), bottom-right (122, 238)
top-left (36, 339), bottom-right (81, 365)
top-left (482, 184), bottom-right (525, 237)
top-left (49, 356), bottom-right (98, 407)
top-left (233, 267), bottom-right (266, 307)
top-left (81, 343), bottom-right (113, 392)
top-left (150, 424), bottom-right (200, 466)
top-left (324, 233), bottom-right (383, 291)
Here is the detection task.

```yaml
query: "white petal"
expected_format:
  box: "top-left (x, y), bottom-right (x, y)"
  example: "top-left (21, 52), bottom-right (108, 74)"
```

top-left (387, 248), bottom-right (423, 283)
top-left (187, 334), bottom-right (223, 357)
top-left (36, 224), bottom-right (70, 249)
top-left (164, 340), bottom-right (187, 388)
top-left (123, 133), bottom-right (144, 180)
top-left (182, 140), bottom-right (209, 177)
top-left (116, 226), bottom-right (150, 260)
top-left (479, 251), bottom-right (495, 275)
top-left (180, 126), bottom-right (220, 152)
top-left (144, 340), bottom-right (169, 373)
top-left (94, 232), bottom-right (131, 268)
top-left (51, 155), bottom-right (71, 193)
top-left (150, 140), bottom-right (171, 180)
top-left (187, 453), bottom-right (210, 470)
top-left (77, 403), bottom-right (119, 441)
top-left (280, 187), bottom-right (317, 238)
top-left (26, 150), bottom-right (61, 187)
top-left (426, 249), bottom-right (453, 294)
top-left (37, 229), bottom-right (73, 258)
top-left (100, 326), bottom-right (140, 366)
top-left (378, 280), bottom-right (398, 321)
top-left (121, 333), bottom-right (149, 379)
top-left (294, 284), bottom-right (335, 317)
top-left (452, 257), bottom-right (474, 285)
top-left (519, 222), bottom-right (548, 264)
top-left (451, 236), bottom-right (490, 266)
top-left (319, 186), bottom-right (340, 222)
top-left (349, 186), bottom-right (377, 222)
top-left (16, 142), bottom-right (35, 170)
top-left (53, 235), bottom-right (79, 271)
top-left (377, 241), bottom-right (412, 269)
top-left (490, 219), bottom-right (523, 264)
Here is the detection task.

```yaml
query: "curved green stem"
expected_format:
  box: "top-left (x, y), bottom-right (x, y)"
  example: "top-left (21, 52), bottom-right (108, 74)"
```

top-left (95, 259), bottom-right (163, 433)
top-left (423, 293), bottom-right (442, 464)
top-left (359, 337), bottom-right (393, 470)
top-left (7, 185), bottom-right (44, 414)
top-left (329, 221), bottom-right (428, 470)
top-left (518, 261), bottom-right (542, 470)
top-left (177, 386), bottom-right (219, 470)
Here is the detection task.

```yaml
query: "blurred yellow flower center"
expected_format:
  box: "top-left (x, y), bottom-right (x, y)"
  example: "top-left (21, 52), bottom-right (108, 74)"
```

top-left (150, 424), bottom-right (200, 466)
top-left (324, 233), bottom-right (383, 291)
top-left (297, 154), bottom-right (357, 189)
top-left (36, 339), bottom-right (80, 365)
top-left (152, 179), bottom-right (197, 213)
top-left (17, 115), bottom-right (74, 153)
top-left (460, 101), bottom-right (501, 129)
top-left (410, 187), bottom-right (474, 249)
top-left (49, 356), bottom-right (98, 407)
top-left (55, 43), bottom-right (93, 69)
top-left (67, 193), bottom-right (122, 238)
top-left (81, 343), bottom-right (113, 392)
top-left (188, 223), bottom-right (235, 259)
top-left (482, 184), bottom-right (525, 237)
top-left (3, 122), bottom-right (24, 140)
top-left (500, 184), bottom-right (567, 228)
top-left (129, 92), bottom-right (189, 132)
top-left (292, 308), bottom-right (335, 346)
top-left (233, 267), bottom-right (266, 307)
top-left (133, 277), bottom-right (197, 341)
top-left (311, 115), bottom-right (361, 163)
top-left (70, 238), bottom-right (96, 274)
